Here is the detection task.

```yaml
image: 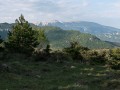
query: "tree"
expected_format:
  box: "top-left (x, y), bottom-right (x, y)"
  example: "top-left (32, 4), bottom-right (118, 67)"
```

top-left (36, 28), bottom-right (49, 49)
top-left (0, 36), bottom-right (3, 44)
top-left (5, 15), bottom-right (38, 54)
top-left (44, 44), bottom-right (51, 56)
top-left (63, 41), bottom-right (83, 61)
top-left (0, 36), bottom-right (4, 52)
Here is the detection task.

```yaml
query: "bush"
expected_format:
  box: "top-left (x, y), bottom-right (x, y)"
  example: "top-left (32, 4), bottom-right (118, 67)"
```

top-left (33, 50), bottom-right (48, 61)
top-left (83, 50), bottom-right (107, 65)
top-left (0, 36), bottom-right (4, 52)
top-left (34, 47), bottom-right (72, 63)
top-left (33, 45), bottom-right (51, 61)
top-left (107, 48), bottom-right (120, 70)
top-left (107, 59), bottom-right (120, 70)
top-left (63, 41), bottom-right (89, 62)
top-left (50, 50), bottom-right (72, 63)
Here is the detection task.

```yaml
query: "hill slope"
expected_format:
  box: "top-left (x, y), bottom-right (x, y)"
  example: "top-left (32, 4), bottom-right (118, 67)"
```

top-left (0, 23), bottom-right (117, 49)
top-left (0, 23), bottom-right (13, 39)
top-left (39, 21), bottom-right (120, 43)
top-left (42, 26), bottom-right (115, 49)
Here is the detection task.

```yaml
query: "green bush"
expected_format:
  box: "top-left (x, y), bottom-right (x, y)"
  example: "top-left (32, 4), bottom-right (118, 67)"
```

top-left (51, 50), bottom-right (72, 63)
top-left (107, 48), bottom-right (120, 70)
top-left (34, 48), bottom-right (71, 63)
top-left (33, 45), bottom-right (51, 61)
top-left (0, 36), bottom-right (4, 52)
top-left (33, 50), bottom-right (48, 61)
top-left (63, 41), bottom-right (89, 62)
top-left (107, 59), bottom-right (120, 70)
top-left (83, 50), bottom-right (107, 65)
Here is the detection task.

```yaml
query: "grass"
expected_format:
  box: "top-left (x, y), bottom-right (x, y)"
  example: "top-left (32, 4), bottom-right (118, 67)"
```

top-left (0, 53), bottom-right (120, 90)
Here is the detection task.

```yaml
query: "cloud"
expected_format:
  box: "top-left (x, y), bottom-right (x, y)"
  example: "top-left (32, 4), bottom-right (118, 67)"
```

top-left (0, 0), bottom-right (120, 28)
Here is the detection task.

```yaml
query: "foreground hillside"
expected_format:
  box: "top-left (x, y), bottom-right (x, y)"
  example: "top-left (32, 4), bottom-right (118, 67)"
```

top-left (0, 53), bottom-right (120, 90)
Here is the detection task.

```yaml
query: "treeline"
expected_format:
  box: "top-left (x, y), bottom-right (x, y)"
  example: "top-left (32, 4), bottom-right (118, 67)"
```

top-left (0, 15), bottom-right (120, 70)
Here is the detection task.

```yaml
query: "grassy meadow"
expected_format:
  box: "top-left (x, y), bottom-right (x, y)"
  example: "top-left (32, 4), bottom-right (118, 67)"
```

top-left (0, 53), bottom-right (120, 90)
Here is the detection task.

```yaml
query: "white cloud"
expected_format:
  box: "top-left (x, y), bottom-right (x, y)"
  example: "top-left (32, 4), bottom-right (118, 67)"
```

top-left (0, 0), bottom-right (120, 28)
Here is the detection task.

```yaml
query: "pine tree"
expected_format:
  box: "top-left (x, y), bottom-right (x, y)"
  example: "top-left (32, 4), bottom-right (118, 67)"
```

top-left (5, 15), bottom-right (38, 54)
top-left (0, 36), bottom-right (3, 44)
top-left (63, 41), bottom-right (84, 61)
top-left (44, 44), bottom-right (51, 56)
top-left (0, 36), bottom-right (4, 52)
top-left (36, 28), bottom-right (49, 49)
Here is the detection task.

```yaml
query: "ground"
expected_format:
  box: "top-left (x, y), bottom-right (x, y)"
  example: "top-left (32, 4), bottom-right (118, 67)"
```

top-left (0, 53), bottom-right (120, 90)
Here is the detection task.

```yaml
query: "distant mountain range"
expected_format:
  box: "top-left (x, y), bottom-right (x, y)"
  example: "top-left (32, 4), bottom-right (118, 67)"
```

top-left (0, 22), bottom-right (120, 49)
top-left (38, 21), bottom-right (120, 43)
top-left (42, 26), bottom-right (116, 49)
top-left (0, 23), bottom-right (13, 39)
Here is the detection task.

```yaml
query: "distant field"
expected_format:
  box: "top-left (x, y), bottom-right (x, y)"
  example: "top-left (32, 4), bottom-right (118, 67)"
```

top-left (0, 54), bottom-right (119, 90)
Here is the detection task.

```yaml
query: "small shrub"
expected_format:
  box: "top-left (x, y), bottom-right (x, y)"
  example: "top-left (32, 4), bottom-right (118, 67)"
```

top-left (43, 44), bottom-right (51, 56)
top-left (83, 50), bottom-right (107, 65)
top-left (107, 48), bottom-right (120, 70)
top-left (33, 50), bottom-right (47, 61)
top-left (0, 36), bottom-right (4, 52)
top-left (63, 41), bottom-right (89, 62)
top-left (107, 59), bottom-right (120, 70)
top-left (50, 50), bottom-right (72, 63)
top-left (33, 45), bottom-right (51, 61)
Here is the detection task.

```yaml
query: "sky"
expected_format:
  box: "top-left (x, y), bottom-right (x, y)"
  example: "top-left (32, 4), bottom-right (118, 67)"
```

top-left (0, 0), bottom-right (120, 28)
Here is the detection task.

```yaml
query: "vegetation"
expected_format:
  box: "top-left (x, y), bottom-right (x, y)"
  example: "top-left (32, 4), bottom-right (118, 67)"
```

top-left (5, 15), bottom-right (38, 54)
top-left (0, 36), bottom-right (4, 52)
top-left (36, 28), bottom-right (49, 49)
top-left (43, 26), bottom-right (115, 49)
top-left (0, 24), bottom-right (117, 49)
top-left (63, 41), bottom-right (87, 62)
top-left (107, 48), bottom-right (120, 70)
top-left (0, 53), bottom-right (119, 90)
top-left (0, 15), bottom-right (119, 90)
top-left (0, 36), bottom-right (3, 44)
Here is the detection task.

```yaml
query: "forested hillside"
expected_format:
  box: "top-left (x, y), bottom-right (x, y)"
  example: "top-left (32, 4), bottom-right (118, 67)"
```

top-left (42, 26), bottom-right (115, 49)
top-left (39, 21), bottom-right (120, 43)
top-left (0, 24), bottom-right (117, 49)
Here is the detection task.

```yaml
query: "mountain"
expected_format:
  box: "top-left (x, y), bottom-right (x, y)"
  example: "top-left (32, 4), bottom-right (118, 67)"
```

top-left (41, 26), bottom-right (115, 49)
top-left (0, 23), bottom-right (118, 49)
top-left (0, 23), bottom-right (37, 39)
top-left (0, 23), bottom-right (13, 39)
top-left (38, 21), bottom-right (120, 43)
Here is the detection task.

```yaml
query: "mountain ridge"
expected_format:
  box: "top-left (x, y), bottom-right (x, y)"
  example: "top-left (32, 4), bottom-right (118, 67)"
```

top-left (38, 21), bottom-right (120, 43)
top-left (0, 23), bottom-right (119, 49)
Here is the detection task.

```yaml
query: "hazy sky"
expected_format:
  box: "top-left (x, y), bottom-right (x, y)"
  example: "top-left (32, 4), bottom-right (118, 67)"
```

top-left (0, 0), bottom-right (120, 28)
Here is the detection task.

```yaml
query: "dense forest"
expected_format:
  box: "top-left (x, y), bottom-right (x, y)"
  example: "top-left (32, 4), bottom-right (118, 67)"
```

top-left (0, 15), bottom-right (120, 90)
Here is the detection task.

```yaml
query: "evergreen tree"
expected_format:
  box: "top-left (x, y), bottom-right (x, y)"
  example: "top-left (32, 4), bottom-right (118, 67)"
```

top-left (0, 36), bottom-right (3, 44)
top-left (0, 36), bottom-right (4, 52)
top-left (36, 28), bottom-right (49, 49)
top-left (44, 44), bottom-right (51, 56)
top-left (63, 41), bottom-right (83, 60)
top-left (5, 15), bottom-right (38, 54)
